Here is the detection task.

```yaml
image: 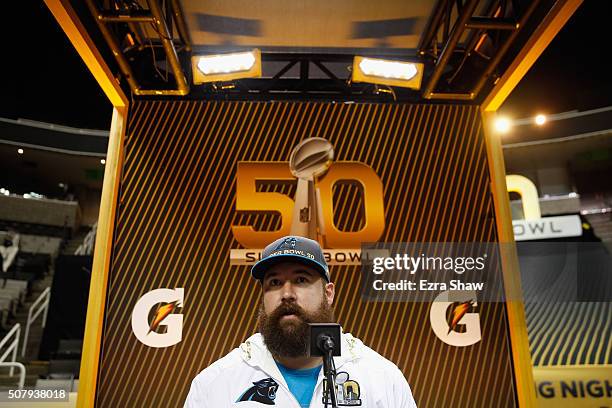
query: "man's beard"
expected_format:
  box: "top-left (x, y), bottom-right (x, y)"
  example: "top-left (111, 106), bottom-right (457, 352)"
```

top-left (258, 298), bottom-right (335, 359)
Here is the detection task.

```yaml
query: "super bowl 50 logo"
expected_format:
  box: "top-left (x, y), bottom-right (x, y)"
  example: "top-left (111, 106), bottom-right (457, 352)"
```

top-left (230, 138), bottom-right (385, 265)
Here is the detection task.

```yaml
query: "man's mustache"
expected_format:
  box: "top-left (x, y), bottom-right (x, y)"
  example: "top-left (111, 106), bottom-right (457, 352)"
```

top-left (270, 302), bottom-right (308, 321)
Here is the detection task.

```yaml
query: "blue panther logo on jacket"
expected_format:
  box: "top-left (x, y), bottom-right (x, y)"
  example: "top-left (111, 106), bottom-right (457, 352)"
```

top-left (236, 378), bottom-right (279, 405)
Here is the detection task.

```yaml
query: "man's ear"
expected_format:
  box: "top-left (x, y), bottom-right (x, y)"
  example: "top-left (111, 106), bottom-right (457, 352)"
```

top-left (324, 282), bottom-right (335, 305)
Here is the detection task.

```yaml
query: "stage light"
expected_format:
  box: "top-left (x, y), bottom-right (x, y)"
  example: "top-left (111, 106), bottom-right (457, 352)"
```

top-left (534, 114), bottom-right (546, 125)
top-left (101, 159), bottom-right (106, 165)
top-left (352, 56), bottom-right (424, 89)
top-left (494, 117), bottom-right (511, 133)
top-left (192, 49), bottom-right (261, 84)
top-left (197, 52), bottom-right (255, 75)
top-left (17, 148), bottom-right (24, 154)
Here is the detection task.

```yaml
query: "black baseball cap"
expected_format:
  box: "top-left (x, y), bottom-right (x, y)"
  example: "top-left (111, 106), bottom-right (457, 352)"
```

top-left (251, 236), bottom-right (330, 282)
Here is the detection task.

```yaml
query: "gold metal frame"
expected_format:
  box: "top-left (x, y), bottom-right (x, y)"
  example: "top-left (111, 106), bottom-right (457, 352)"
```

top-left (43, 0), bottom-right (583, 406)
top-left (44, 0), bottom-right (128, 108)
top-left (43, 2), bottom-right (128, 406)
top-left (482, 111), bottom-right (536, 406)
top-left (77, 107), bottom-right (126, 407)
top-left (481, 3), bottom-right (582, 406)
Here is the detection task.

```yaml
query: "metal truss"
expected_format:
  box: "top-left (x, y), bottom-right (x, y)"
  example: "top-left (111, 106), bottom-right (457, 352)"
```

top-left (83, 1), bottom-right (413, 101)
top-left (418, 0), bottom-right (541, 100)
top-left (82, 0), bottom-right (554, 103)
top-left (84, 0), bottom-right (191, 95)
top-left (188, 53), bottom-right (423, 103)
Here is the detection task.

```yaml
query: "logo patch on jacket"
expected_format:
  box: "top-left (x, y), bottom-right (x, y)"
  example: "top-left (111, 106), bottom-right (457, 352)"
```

top-left (236, 378), bottom-right (279, 405)
top-left (323, 372), bottom-right (362, 406)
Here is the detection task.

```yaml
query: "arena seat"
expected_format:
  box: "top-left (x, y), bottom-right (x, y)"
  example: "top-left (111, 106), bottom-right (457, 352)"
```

top-left (2, 279), bottom-right (28, 298)
top-left (0, 220), bottom-right (69, 239)
top-left (0, 290), bottom-right (19, 316)
top-left (0, 298), bottom-right (11, 327)
top-left (6, 253), bottom-right (50, 282)
top-left (0, 285), bottom-right (25, 305)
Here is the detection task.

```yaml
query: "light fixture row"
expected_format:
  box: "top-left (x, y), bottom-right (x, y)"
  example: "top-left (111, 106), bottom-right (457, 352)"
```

top-left (15, 147), bottom-right (106, 165)
top-left (493, 114), bottom-right (549, 134)
top-left (191, 49), bottom-right (423, 89)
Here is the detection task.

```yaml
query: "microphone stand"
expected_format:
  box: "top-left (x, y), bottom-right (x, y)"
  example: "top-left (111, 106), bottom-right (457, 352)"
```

top-left (319, 335), bottom-right (338, 408)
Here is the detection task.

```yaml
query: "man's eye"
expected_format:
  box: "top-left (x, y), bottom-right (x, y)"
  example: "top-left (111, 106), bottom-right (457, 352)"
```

top-left (296, 276), bottom-right (308, 284)
top-left (269, 279), bottom-right (281, 286)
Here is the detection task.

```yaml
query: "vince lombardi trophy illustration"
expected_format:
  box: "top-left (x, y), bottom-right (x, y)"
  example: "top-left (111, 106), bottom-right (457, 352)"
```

top-left (289, 138), bottom-right (334, 245)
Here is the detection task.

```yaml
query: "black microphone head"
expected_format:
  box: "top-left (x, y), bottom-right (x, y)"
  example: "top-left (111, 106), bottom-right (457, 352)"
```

top-left (308, 323), bottom-right (341, 357)
top-left (316, 333), bottom-right (334, 352)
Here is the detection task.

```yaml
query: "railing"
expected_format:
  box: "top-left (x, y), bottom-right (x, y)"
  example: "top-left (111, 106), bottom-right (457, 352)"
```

top-left (0, 323), bottom-right (21, 377)
top-left (22, 287), bottom-right (51, 357)
top-left (75, 222), bottom-right (97, 256)
top-left (0, 232), bottom-right (20, 273)
top-left (0, 362), bottom-right (26, 389)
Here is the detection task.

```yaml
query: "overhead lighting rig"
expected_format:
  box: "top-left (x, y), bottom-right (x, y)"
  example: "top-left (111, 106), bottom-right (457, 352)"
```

top-left (418, 0), bottom-right (541, 101)
top-left (84, 0), bottom-right (191, 95)
top-left (83, 0), bottom-right (558, 103)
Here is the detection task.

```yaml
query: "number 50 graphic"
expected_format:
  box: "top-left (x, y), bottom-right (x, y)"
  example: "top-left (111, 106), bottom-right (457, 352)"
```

top-left (231, 162), bottom-right (385, 249)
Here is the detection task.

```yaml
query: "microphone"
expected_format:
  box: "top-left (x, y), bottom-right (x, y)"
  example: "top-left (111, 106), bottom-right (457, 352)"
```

top-left (308, 323), bottom-right (341, 408)
top-left (308, 323), bottom-right (341, 357)
top-left (317, 334), bottom-right (335, 353)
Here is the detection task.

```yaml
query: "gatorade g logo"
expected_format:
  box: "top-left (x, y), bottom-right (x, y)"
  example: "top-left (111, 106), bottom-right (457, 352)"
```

top-left (430, 290), bottom-right (482, 347)
top-left (131, 288), bottom-right (184, 348)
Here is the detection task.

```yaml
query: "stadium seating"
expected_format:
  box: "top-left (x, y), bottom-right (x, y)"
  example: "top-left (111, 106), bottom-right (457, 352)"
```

top-left (0, 213), bottom-right (78, 391)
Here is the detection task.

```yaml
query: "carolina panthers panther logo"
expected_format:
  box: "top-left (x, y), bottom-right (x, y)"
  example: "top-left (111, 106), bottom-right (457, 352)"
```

top-left (274, 237), bottom-right (297, 251)
top-left (236, 378), bottom-right (279, 405)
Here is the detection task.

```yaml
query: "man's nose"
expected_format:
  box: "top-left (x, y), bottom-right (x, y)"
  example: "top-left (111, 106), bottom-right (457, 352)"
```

top-left (280, 281), bottom-right (297, 301)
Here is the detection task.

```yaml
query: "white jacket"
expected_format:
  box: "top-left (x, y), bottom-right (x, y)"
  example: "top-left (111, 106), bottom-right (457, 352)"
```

top-left (184, 331), bottom-right (417, 408)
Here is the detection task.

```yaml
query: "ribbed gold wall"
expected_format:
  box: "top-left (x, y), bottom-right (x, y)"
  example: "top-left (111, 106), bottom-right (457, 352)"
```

top-left (95, 101), bottom-right (517, 407)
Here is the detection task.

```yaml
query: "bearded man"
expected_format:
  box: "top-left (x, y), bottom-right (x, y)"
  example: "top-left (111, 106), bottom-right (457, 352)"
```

top-left (184, 236), bottom-right (417, 407)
